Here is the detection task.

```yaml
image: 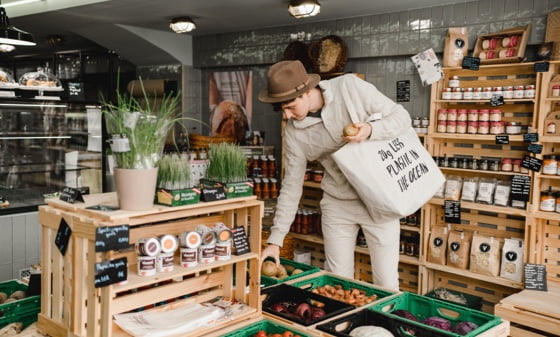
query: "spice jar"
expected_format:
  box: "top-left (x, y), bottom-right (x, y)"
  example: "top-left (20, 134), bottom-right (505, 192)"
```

top-left (489, 159), bottom-right (500, 171)
top-left (540, 187), bottom-right (556, 212)
top-left (513, 85), bottom-right (525, 99)
top-left (421, 117), bottom-right (429, 127)
top-left (492, 86), bottom-right (503, 97)
top-left (451, 87), bottom-right (463, 100)
top-left (463, 87), bottom-right (474, 100)
top-left (478, 121), bottom-right (489, 134)
top-left (449, 157), bottom-right (458, 168)
top-left (542, 154), bottom-right (558, 175)
top-left (449, 76), bottom-right (460, 88)
top-left (456, 120), bottom-right (467, 134)
top-left (552, 84), bottom-right (560, 97)
top-left (467, 109), bottom-right (479, 121)
top-left (442, 88), bottom-right (452, 100)
top-left (524, 84), bottom-right (536, 98)
top-left (489, 109), bottom-right (502, 121)
top-left (446, 120), bottom-right (457, 133)
top-left (501, 158), bottom-right (513, 172)
top-left (505, 122), bottom-right (522, 135)
top-left (482, 87), bottom-right (493, 99)
top-left (437, 120), bottom-right (447, 133)
top-left (446, 109), bottom-right (457, 121)
top-left (412, 117), bottom-right (421, 127)
top-left (490, 121), bottom-right (505, 135)
top-left (437, 108), bottom-right (448, 121)
top-left (480, 159), bottom-right (489, 171)
top-left (503, 85), bottom-right (514, 99)
top-left (467, 121), bottom-right (478, 134)
top-left (473, 87), bottom-right (483, 100)
top-left (457, 109), bottom-right (467, 121)
top-left (478, 109), bottom-right (490, 121)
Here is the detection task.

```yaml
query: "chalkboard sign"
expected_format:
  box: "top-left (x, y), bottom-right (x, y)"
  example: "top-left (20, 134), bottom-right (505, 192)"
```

top-left (55, 218), bottom-right (71, 256)
top-left (94, 257), bottom-right (128, 288)
top-left (490, 95), bottom-right (504, 106)
top-left (59, 186), bottom-right (85, 203)
top-left (462, 56), bottom-right (480, 70)
top-left (523, 133), bottom-right (538, 143)
top-left (232, 226), bottom-right (250, 255)
top-left (495, 135), bottom-right (509, 144)
top-left (95, 225), bottom-right (130, 252)
top-left (527, 143), bottom-right (543, 154)
top-left (521, 155), bottom-right (542, 172)
top-left (534, 62), bottom-right (549, 72)
top-left (444, 200), bottom-right (461, 224)
top-left (510, 175), bottom-right (531, 202)
top-left (67, 82), bottom-right (85, 101)
top-left (524, 263), bottom-right (547, 291)
top-left (201, 186), bottom-right (227, 202)
top-left (396, 80), bottom-right (410, 102)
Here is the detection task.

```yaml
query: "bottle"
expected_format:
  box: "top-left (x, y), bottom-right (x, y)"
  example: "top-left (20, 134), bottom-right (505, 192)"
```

top-left (260, 155), bottom-right (269, 177)
top-left (267, 155), bottom-right (276, 177)
top-left (269, 178), bottom-right (278, 199)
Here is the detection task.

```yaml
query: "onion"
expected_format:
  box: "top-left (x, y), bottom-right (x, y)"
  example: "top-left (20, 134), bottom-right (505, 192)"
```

top-left (295, 302), bottom-right (311, 319)
top-left (270, 302), bottom-right (286, 313)
top-left (310, 307), bottom-right (326, 320)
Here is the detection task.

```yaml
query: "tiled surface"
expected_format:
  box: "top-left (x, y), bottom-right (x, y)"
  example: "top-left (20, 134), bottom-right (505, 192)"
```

top-left (0, 212), bottom-right (40, 282)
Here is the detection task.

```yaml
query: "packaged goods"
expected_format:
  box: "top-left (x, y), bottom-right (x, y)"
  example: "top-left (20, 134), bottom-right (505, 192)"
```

top-left (476, 178), bottom-right (497, 205)
top-left (500, 238), bottom-right (524, 282)
top-left (494, 180), bottom-right (511, 206)
top-left (470, 234), bottom-right (502, 276)
top-left (461, 177), bottom-right (478, 202)
top-left (444, 175), bottom-right (463, 201)
top-left (443, 27), bottom-right (468, 67)
top-left (427, 226), bottom-right (449, 265)
top-left (447, 230), bottom-right (472, 270)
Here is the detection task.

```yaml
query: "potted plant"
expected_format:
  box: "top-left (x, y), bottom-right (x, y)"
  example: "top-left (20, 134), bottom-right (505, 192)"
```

top-left (202, 143), bottom-right (253, 199)
top-left (101, 79), bottom-right (181, 210)
top-left (155, 154), bottom-right (201, 206)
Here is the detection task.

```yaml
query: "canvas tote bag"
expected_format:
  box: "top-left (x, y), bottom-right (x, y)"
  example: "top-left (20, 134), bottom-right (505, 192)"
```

top-left (332, 116), bottom-right (444, 222)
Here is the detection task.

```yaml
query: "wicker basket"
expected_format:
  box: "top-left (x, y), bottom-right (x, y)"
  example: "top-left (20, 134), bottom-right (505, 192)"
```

top-left (188, 133), bottom-right (235, 149)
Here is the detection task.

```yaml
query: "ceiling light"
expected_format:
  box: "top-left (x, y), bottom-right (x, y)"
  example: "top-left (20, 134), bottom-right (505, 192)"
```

top-left (0, 43), bottom-right (14, 52)
top-left (170, 17), bottom-right (196, 33)
top-left (0, 5), bottom-right (35, 45)
top-left (288, 0), bottom-right (321, 18)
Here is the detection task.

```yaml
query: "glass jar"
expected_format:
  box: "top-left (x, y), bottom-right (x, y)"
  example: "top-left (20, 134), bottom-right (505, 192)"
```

top-left (467, 121), bottom-right (478, 134)
top-left (437, 120), bottom-right (447, 133)
top-left (503, 85), bottom-right (514, 99)
top-left (463, 87), bottom-right (474, 100)
top-left (473, 87), bottom-right (483, 100)
top-left (540, 188), bottom-right (556, 212)
top-left (457, 109), bottom-right (468, 121)
top-left (442, 88), bottom-right (452, 100)
top-left (437, 108), bottom-right (448, 121)
top-left (446, 109), bottom-right (457, 121)
top-left (513, 85), bottom-right (525, 99)
top-left (421, 117), bottom-right (429, 127)
top-left (478, 109), bottom-right (490, 121)
top-left (467, 109), bottom-right (479, 121)
top-left (451, 87), bottom-right (463, 100)
top-left (482, 87), bottom-right (493, 99)
top-left (505, 122), bottom-right (522, 135)
top-left (542, 154), bottom-right (558, 175)
top-left (552, 84), bottom-right (560, 97)
top-left (480, 159), bottom-right (489, 171)
top-left (513, 159), bottom-right (522, 173)
top-left (501, 158), bottom-right (513, 172)
top-left (489, 159), bottom-right (500, 171)
top-left (547, 122), bottom-right (557, 135)
top-left (456, 120), bottom-right (467, 134)
top-left (489, 109), bottom-right (502, 121)
top-left (446, 120), bottom-right (457, 133)
top-left (412, 117), bottom-right (421, 127)
top-left (449, 76), bottom-right (460, 88)
top-left (492, 86), bottom-right (503, 97)
top-left (490, 121), bottom-right (505, 135)
top-left (524, 84), bottom-right (536, 98)
top-left (478, 121), bottom-right (489, 134)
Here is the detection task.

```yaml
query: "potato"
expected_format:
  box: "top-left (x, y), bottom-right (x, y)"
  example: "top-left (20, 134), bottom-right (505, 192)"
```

top-left (0, 292), bottom-right (7, 303)
top-left (343, 124), bottom-right (359, 137)
top-left (9, 290), bottom-right (25, 300)
top-left (261, 260), bottom-right (278, 277)
top-left (291, 268), bottom-right (304, 275)
top-left (276, 264), bottom-right (288, 278)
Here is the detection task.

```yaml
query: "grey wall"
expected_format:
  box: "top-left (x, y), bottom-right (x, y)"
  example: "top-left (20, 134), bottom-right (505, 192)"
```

top-left (0, 212), bottom-right (41, 281)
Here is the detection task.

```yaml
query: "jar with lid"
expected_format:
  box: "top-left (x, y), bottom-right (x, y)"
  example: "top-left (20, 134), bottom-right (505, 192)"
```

top-left (198, 148), bottom-right (208, 160)
top-left (552, 84), bottom-right (560, 97)
top-left (437, 109), bottom-right (448, 121)
top-left (451, 87), bottom-right (463, 100)
top-left (490, 121), bottom-right (505, 135)
top-left (480, 159), bottom-right (489, 171)
top-left (489, 159), bottom-right (500, 171)
top-left (412, 117), bottom-right (421, 127)
top-left (492, 86), bottom-right (503, 97)
top-left (513, 159), bottom-right (522, 173)
top-left (467, 121), bottom-right (478, 134)
top-left (449, 157), bottom-right (458, 168)
top-left (457, 109), bottom-right (467, 121)
top-left (540, 187), bottom-right (556, 212)
top-left (472, 159), bottom-right (479, 170)
top-left (446, 120), bottom-right (457, 133)
top-left (313, 170), bottom-right (323, 183)
top-left (473, 87), bottom-right (483, 100)
top-left (449, 76), bottom-right (460, 88)
top-left (482, 87), bottom-right (493, 99)
top-left (446, 109), bottom-right (457, 121)
top-left (463, 87), bottom-right (474, 100)
top-left (456, 120), bottom-right (467, 134)
top-left (439, 155), bottom-right (449, 167)
top-left (505, 122), bottom-right (522, 135)
top-left (547, 122), bottom-right (557, 135)
top-left (478, 121), bottom-right (490, 134)
top-left (501, 158), bottom-right (513, 171)
top-left (489, 109), bottom-right (502, 121)
top-left (556, 192), bottom-right (560, 213)
top-left (513, 85), bottom-right (525, 99)
top-left (421, 117), bottom-right (429, 127)
top-left (442, 88), bottom-right (452, 100)
top-left (467, 109), bottom-right (479, 121)
top-left (542, 154), bottom-right (558, 175)
top-left (437, 120), bottom-right (447, 133)
top-left (524, 84), bottom-right (535, 98)
top-left (478, 109), bottom-right (490, 121)
top-left (503, 85), bottom-right (514, 99)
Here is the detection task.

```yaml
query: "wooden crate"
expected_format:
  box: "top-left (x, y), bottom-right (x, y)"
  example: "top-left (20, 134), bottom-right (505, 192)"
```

top-left (37, 193), bottom-right (263, 337)
top-left (495, 281), bottom-right (560, 337)
top-left (473, 25), bottom-right (530, 65)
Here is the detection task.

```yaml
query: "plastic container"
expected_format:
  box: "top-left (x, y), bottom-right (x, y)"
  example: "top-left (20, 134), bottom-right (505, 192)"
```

top-left (290, 274), bottom-right (395, 307)
top-left (0, 280), bottom-right (41, 330)
top-left (260, 257), bottom-right (320, 288)
top-left (424, 288), bottom-right (482, 310)
top-left (368, 292), bottom-right (502, 337)
top-left (261, 283), bottom-right (354, 326)
top-left (18, 67), bottom-right (63, 90)
top-left (220, 318), bottom-right (312, 337)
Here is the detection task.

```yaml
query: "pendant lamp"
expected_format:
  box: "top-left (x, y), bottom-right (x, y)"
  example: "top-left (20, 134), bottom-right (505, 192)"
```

top-left (288, 0), bottom-right (321, 18)
top-left (0, 5), bottom-right (36, 46)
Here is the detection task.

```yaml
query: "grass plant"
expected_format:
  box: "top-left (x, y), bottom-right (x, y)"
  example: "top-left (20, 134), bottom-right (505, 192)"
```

top-left (157, 154), bottom-right (192, 189)
top-left (206, 143), bottom-right (247, 183)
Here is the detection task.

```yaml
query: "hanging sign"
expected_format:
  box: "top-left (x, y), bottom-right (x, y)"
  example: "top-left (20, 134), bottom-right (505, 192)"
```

top-left (59, 186), bottom-right (85, 203)
top-left (444, 200), bottom-right (461, 224)
top-left (55, 218), bottom-right (72, 256)
top-left (95, 225), bottom-right (130, 252)
top-left (94, 257), bottom-right (128, 288)
top-left (232, 226), bottom-right (250, 255)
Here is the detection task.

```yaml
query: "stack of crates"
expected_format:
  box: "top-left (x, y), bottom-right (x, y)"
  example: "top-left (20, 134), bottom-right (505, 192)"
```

top-left (0, 279), bottom-right (40, 330)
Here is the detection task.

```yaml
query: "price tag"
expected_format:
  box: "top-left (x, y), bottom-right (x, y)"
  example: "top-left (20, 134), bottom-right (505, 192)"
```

top-left (534, 62), bottom-right (549, 72)
top-left (232, 226), bottom-right (250, 255)
top-left (59, 186), bottom-right (85, 203)
top-left (201, 186), bottom-right (227, 202)
top-left (462, 56), bottom-right (480, 70)
top-left (444, 200), bottom-right (461, 224)
top-left (495, 135), bottom-right (509, 144)
top-left (396, 80), bottom-right (410, 102)
top-left (527, 143), bottom-right (543, 154)
top-left (94, 257), bottom-right (128, 288)
top-left (95, 225), bottom-right (130, 252)
top-left (524, 263), bottom-right (547, 291)
top-left (490, 95), bottom-right (504, 106)
top-left (521, 155), bottom-right (542, 172)
top-left (510, 175), bottom-right (531, 202)
top-left (55, 218), bottom-right (71, 256)
top-left (523, 133), bottom-right (538, 143)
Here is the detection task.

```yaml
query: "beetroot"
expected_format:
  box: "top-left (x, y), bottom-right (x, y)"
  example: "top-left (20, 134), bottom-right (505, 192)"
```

top-left (392, 309), bottom-right (418, 321)
top-left (422, 316), bottom-right (451, 331)
top-left (451, 321), bottom-right (478, 335)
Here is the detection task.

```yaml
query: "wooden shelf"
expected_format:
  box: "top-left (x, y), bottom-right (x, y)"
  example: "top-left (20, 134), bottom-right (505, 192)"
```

top-left (429, 133), bottom-right (525, 141)
top-left (400, 224), bottom-right (421, 233)
top-left (440, 166), bottom-right (530, 177)
top-left (302, 181), bottom-right (321, 189)
top-left (425, 262), bottom-right (524, 289)
top-left (433, 98), bottom-right (536, 104)
top-left (428, 198), bottom-right (527, 216)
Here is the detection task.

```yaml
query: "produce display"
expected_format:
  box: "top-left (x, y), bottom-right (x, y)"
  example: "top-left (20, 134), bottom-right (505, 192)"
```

top-left (268, 300), bottom-right (326, 324)
top-left (0, 290), bottom-right (26, 304)
top-left (310, 284), bottom-right (378, 306)
top-left (391, 309), bottom-right (479, 335)
top-left (349, 325), bottom-right (394, 337)
top-left (253, 330), bottom-right (301, 337)
top-left (261, 260), bottom-right (304, 279)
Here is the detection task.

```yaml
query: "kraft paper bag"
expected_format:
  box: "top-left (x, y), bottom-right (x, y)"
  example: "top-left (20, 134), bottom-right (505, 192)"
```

top-left (332, 127), bottom-right (445, 222)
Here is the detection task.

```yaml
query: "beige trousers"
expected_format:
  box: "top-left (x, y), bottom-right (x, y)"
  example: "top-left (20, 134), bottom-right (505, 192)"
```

top-left (320, 194), bottom-right (400, 291)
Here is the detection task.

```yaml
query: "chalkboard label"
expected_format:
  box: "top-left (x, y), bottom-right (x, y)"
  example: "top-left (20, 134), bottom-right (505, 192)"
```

top-left (527, 143), bottom-right (543, 154)
top-left (94, 257), bottom-right (128, 288)
top-left (510, 175), bottom-right (531, 202)
top-left (490, 95), bottom-right (504, 106)
top-left (59, 186), bottom-right (85, 203)
top-left (55, 218), bottom-right (71, 256)
top-left (521, 155), bottom-right (542, 172)
top-left (523, 133), bottom-right (538, 143)
top-left (524, 263), bottom-right (547, 291)
top-left (201, 186), bottom-right (227, 202)
top-left (232, 226), bottom-right (250, 255)
top-left (95, 225), bottom-right (130, 252)
top-left (495, 135), bottom-right (509, 144)
top-left (462, 56), bottom-right (480, 70)
top-left (396, 80), bottom-right (410, 102)
top-left (68, 82), bottom-right (85, 101)
top-left (444, 200), bottom-right (461, 224)
top-left (534, 62), bottom-right (549, 72)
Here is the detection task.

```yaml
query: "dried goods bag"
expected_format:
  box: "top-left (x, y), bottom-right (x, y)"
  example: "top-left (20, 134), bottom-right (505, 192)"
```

top-left (447, 230), bottom-right (472, 270)
top-left (500, 238), bottom-right (524, 282)
top-left (470, 233), bottom-right (502, 276)
top-left (332, 126), bottom-right (445, 223)
top-left (443, 27), bottom-right (468, 67)
top-left (427, 226), bottom-right (449, 265)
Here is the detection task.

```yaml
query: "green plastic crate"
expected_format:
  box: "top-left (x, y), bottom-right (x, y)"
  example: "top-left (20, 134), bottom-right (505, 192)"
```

top-left (219, 318), bottom-right (311, 337)
top-left (369, 292), bottom-right (501, 337)
top-left (0, 280), bottom-right (41, 329)
top-left (261, 258), bottom-right (320, 288)
top-left (290, 274), bottom-right (395, 307)
top-left (424, 288), bottom-right (482, 310)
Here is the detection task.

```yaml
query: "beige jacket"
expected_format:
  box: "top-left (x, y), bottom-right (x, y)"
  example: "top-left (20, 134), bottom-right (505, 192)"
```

top-left (267, 74), bottom-right (412, 247)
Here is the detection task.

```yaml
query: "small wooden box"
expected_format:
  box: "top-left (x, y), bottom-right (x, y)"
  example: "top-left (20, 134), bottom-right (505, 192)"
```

top-left (473, 25), bottom-right (530, 64)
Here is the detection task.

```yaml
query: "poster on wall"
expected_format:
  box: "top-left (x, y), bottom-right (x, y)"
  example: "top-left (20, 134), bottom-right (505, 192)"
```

top-left (209, 71), bottom-right (253, 145)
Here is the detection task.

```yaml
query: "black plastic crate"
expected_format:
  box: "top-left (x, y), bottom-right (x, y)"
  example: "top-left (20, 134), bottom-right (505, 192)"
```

top-left (424, 288), bottom-right (482, 310)
top-left (219, 318), bottom-right (312, 337)
top-left (261, 283), bottom-right (354, 326)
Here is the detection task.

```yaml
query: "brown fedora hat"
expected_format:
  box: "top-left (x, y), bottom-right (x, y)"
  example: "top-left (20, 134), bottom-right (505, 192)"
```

top-left (258, 60), bottom-right (321, 103)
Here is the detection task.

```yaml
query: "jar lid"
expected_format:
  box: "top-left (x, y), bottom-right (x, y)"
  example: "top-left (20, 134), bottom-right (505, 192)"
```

top-left (501, 158), bottom-right (512, 163)
top-left (506, 122), bottom-right (521, 126)
top-left (542, 189), bottom-right (555, 196)
top-left (553, 84), bottom-right (560, 89)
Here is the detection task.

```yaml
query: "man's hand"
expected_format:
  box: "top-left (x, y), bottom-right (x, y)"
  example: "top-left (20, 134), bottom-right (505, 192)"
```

top-left (260, 244), bottom-right (280, 267)
top-left (342, 122), bottom-right (372, 143)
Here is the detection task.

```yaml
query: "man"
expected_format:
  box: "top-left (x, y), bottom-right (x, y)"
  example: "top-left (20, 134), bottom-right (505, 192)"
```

top-left (258, 60), bottom-right (411, 290)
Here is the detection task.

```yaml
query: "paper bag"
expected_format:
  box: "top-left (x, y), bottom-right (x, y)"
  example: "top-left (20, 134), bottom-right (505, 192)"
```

top-left (332, 127), bottom-right (445, 222)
